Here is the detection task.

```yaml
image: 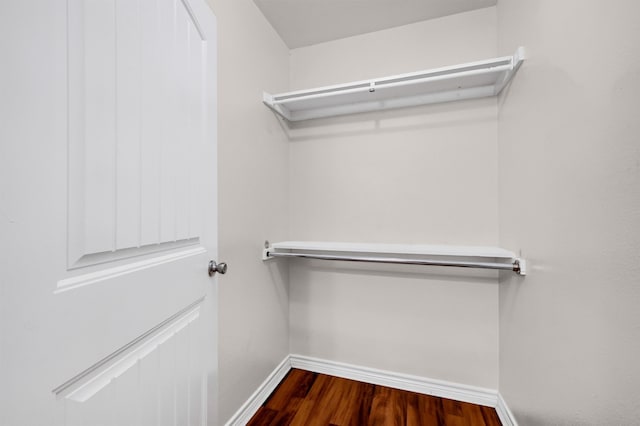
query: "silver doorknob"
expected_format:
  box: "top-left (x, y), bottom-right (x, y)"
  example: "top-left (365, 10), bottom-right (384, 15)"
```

top-left (208, 260), bottom-right (228, 276)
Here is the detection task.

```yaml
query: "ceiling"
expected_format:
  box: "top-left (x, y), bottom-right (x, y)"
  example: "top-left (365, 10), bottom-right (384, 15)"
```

top-left (253, 0), bottom-right (497, 49)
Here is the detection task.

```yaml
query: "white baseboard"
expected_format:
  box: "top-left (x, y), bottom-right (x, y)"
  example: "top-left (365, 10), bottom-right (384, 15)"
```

top-left (224, 356), bottom-right (292, 426)
top-left (224, 354), bottom-right (517, 426)
top-left (290, 354), bottom-right (498, 408)
top-left (495, 392), bottom-right (518, 426)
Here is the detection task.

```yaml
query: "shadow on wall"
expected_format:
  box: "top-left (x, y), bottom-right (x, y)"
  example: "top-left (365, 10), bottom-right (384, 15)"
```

top-left (272, 97), bottom-right (498, 143)
top-left (264, 250), bottom-right (290, 315)
top-left (291, 257), bottom-right (500, 284)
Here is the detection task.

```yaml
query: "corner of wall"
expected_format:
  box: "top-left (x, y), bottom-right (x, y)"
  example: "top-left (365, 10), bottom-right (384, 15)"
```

top-left (209, 0), bottom-right (292, 424)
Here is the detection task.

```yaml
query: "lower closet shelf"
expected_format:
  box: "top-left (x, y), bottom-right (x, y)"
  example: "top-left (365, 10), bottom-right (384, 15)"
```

top-left (262, 241), bottom-right (526, 275)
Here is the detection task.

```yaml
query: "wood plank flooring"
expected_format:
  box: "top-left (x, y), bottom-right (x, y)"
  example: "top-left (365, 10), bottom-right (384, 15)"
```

top-left (247, 369), bottom-right (502, 426)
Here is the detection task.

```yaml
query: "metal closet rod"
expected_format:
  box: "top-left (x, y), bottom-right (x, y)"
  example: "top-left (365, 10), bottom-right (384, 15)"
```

top-left (266, 251), bottom-right (523, 274)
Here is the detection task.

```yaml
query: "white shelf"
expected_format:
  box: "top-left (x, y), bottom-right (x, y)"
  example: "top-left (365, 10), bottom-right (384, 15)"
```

top-left (263, 47), bottom-right (525, 122)
top-left (267, 241), bottom-right (516, 259)
top-left (263, 241), bottom-right (526, 275)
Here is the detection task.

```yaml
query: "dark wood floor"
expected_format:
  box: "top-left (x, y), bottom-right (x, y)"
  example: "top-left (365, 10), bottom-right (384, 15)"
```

top-left (247, 369), bottom-right (502, 426)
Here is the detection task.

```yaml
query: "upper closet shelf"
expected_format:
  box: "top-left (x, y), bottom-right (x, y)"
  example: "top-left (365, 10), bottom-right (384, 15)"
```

top-left (264, 47), bottom-right (525, 122)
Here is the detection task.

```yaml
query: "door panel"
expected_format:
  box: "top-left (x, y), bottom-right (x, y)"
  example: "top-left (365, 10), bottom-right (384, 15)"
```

top-left (0, 0), bottom-right (218, 424)
top-left (63, 311), bottom-right (206, 426)
top-left (67, 0), bottom-right (209, 268)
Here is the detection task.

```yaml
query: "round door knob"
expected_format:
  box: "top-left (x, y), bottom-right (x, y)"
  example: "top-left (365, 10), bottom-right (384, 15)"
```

top-left (208, 260), bottom-right (228, 276)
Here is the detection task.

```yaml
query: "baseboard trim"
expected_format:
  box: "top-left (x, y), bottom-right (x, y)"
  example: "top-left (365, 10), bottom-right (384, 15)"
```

top-left (224, 354), bottom-right (516, 426)
top-left (289, 354), bottom-right (498, 408)
top-left (495, 392), bottom-right (518, 426)
top-left (224, 356), bottom-right (292, 426)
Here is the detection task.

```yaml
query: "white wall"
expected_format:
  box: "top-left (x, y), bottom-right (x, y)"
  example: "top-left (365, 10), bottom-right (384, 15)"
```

top-left (203, 0), bottom-right (290, 423)
top-left (287, 8), bottom-right (501, 388)
top-left (497, 0), bottom-right (640, 424)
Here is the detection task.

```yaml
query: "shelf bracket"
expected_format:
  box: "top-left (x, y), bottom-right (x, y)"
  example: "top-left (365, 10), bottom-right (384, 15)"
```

top-left (513, 258), bottom-right (527, 276)
top-left (263, 93), bottom-right (293, 121)
top-left (494, 47), bottom-right (526, 95)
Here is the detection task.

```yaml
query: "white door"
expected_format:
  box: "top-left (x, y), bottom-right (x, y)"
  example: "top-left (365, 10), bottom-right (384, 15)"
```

top-left (0, 0), bottom-right (218, 425)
